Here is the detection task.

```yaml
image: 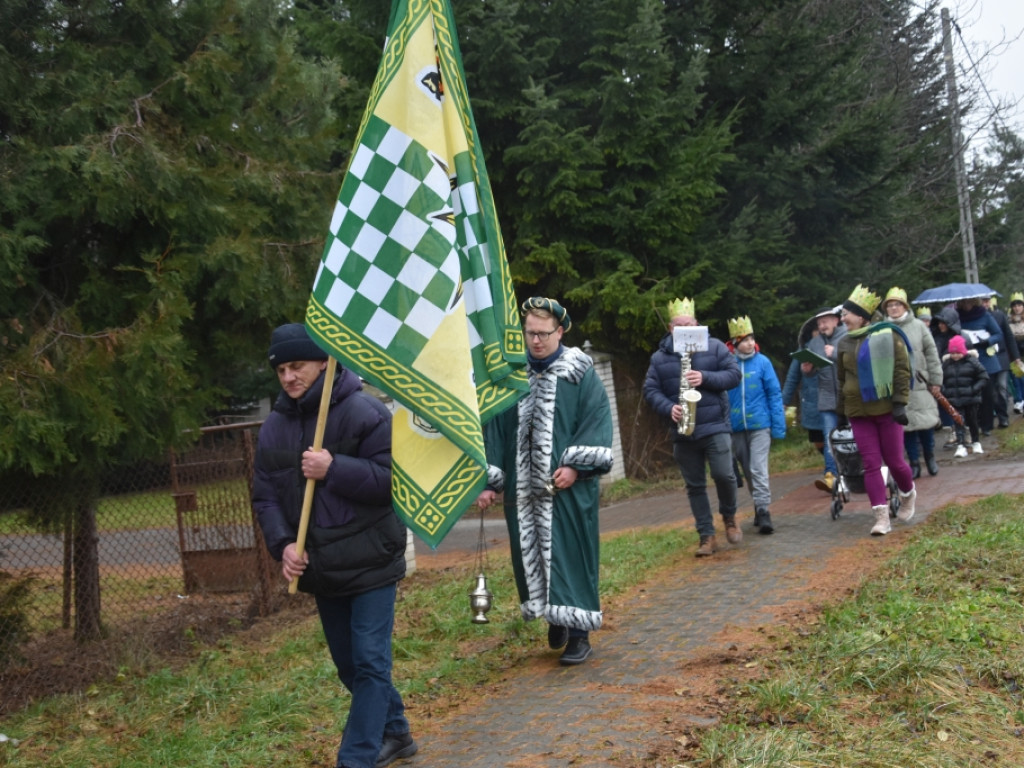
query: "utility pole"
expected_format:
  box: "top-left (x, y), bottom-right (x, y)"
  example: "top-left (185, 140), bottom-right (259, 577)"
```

top-left (941, 7), bottom-right (979, 283)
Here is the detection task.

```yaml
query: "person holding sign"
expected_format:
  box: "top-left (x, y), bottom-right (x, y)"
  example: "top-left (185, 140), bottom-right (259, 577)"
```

top-left (252, 323), bottom-right (417, 768)
top-left (644, 298), bottom-right (742, 557)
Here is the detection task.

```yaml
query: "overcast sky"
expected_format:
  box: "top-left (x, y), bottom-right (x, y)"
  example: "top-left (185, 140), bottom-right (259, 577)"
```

top-left (950, 0), bottom-right (1024, 147)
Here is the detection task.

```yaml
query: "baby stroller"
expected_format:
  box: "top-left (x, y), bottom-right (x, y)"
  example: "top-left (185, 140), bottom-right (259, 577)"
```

top-left (828, 425), bottom-right (900, 520)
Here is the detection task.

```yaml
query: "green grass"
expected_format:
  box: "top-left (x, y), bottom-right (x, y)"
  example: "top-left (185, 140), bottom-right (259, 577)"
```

top-left (2, 423), bottom-right (1021, 767)
top-left (0, 479), bottom-right (251, 535)
top-left (9, 492), bottom-right (1023, 767)
top-left (675, 492), bottom-right (1024, 767)
top-left (8, 489), bottom-right (1023, 767)
top-left (0, 526), bottom-right (692, 768)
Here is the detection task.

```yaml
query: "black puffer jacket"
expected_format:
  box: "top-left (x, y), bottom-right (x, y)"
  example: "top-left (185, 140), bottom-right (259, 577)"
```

top-left (931, 306), bottom-right (969, 357)
top-left (643, 333), bottom-right (742, 441)
top-left (252, 367), bottom-right (407, 597)
top-left (940, 350), bottom-right (988, 408)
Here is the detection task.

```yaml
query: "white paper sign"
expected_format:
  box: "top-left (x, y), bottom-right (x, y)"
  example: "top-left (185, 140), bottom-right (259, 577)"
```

top-left (672, 326), bottom-right (709, 355)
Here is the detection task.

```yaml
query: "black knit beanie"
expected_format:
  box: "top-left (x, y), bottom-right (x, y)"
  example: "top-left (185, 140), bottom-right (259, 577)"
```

top-left (267, 323), bottom-right (328, 367)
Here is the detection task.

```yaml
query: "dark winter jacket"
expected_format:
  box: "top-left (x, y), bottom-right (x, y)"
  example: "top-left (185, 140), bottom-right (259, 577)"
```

top-left (252, 367), bottom-right (407, 597)
top-left (644, 333), bottom-right (742, 441)
top-left (958, 305), bottom-right (1004, 375)
top-left (835, 325), bottom-right (911, 418)
top-left (807, 323), bottom-right (846, 412)
top-left (780, 357), bottom-right (823, 431)
top-left (941, 350), bottom-right (989, 408)
top-left (989, 308), bottom-right (1021, 370)
top-left (931, 306), bottom-right (967, 357)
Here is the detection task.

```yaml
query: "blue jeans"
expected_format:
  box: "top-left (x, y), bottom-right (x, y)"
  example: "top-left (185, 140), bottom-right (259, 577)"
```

top-left (316, 584), bottom-right (410, 768)
top-left (1012, 373), bottom-right (1024, 403)
top-left (820, 410), bottom-right (838, 476)
top-left (903, 427), bottom-right (935, 462)
top-left (673, 432), bottom-right (737, 538)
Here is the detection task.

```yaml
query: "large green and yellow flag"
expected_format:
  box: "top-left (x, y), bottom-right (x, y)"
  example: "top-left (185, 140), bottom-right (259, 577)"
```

top-left (305, 0), bottom-right (527, 548)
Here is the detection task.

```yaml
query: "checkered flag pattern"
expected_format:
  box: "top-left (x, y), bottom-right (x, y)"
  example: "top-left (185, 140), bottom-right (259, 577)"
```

top-left (313, 115), bottom-right (459, 359)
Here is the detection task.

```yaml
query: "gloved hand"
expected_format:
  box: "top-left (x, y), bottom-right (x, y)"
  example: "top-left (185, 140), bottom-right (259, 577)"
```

top-left (891, 403), bottom-right (909, 425)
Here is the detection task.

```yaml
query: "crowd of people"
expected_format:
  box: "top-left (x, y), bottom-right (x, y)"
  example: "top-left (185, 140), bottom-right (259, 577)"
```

top-left (249, 287), bottom-right (1020, 767)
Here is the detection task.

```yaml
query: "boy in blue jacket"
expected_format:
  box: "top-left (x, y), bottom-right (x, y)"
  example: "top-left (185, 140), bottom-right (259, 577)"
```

top-left (727, 316), bottom-right (787, 534)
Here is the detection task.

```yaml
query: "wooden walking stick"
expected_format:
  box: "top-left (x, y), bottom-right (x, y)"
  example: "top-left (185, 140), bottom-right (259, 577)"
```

top-left (916, 371), bottom-right (963, 427)
top-left (289, 356), bottom-right (338, 595)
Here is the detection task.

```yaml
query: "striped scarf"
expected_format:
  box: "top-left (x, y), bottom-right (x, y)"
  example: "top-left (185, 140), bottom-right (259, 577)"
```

top-left (848, 321), bottom-right (914, 402)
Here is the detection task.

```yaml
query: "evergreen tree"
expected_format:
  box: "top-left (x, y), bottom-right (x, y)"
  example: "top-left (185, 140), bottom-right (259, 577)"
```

top-left (972, 127), bottom-right (1024, 289)
top-left (664, 0), bottom-right (957, 347)
top-left (0, 0), bottom-right (344, 639)
top-left (458, 0), bottom-right (735, 353)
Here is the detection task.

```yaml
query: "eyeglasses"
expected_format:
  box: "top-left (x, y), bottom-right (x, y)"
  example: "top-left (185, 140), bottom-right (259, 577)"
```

top-left (524, 329), bottom-right (558, 340)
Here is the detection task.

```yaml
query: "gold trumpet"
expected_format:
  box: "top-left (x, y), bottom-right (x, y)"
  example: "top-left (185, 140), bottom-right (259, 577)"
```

top-left (677, 352), bottom-right (702, 436)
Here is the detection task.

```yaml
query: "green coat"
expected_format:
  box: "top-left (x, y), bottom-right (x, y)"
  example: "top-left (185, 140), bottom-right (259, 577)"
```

top-left (483, 346), bottom-right (613, 630)
top-left (836, 324), bottom-right (911, 418)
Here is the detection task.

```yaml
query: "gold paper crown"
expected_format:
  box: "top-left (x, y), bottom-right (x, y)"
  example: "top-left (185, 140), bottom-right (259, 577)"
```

top-left (916, 306), bottom-right (931, 318)
top-left (667, 297), bottom-right (695, 318)
top-left (1011, 292), bottom-right (1024, 304)
top-left (846, 284), bottom-right (881, 316)
top-left (883, 287), bottom-right (909, 308)
top-left (727, 315), bottom-right (754, 341)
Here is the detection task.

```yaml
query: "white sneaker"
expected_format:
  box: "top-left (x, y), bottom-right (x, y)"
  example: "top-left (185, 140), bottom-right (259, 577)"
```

top-left (954, 444), bottom-right (967, 458)
top-left (1014, 401), bottom-right (1023, 414)
top-left (897, 486), bottom-right (916, 522)
top-left (972, 442), bottom-right (984, 454)
top-left (870, 504), bottom-right (892, 535)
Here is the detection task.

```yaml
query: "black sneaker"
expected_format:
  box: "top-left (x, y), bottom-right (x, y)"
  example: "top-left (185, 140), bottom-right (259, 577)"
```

top-left (559, 636), bottom-right (592, 666)
top-left (377, 732), bottom-right (417, 767)
top-left (755, 507), bottom-right (774, 535)
top-left (547, 623), bottom-right (569, 650)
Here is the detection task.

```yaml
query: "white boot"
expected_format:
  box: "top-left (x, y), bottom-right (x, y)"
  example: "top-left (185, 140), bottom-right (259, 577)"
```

top-left (870, 504), bottom-right (892, 536)
top-left (897, 485), bottom-right (916, 522)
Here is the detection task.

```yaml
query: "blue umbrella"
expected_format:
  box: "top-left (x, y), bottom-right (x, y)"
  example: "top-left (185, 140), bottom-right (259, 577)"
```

top-left (911, 283), bottom-right (1000, 305)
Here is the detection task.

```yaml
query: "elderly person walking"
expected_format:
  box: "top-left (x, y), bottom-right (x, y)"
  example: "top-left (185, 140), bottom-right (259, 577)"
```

top-left (883, 287), bottom-right (943, 477)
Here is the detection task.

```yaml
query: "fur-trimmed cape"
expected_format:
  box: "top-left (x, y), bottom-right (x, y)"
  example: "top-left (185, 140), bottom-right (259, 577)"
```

top-left (483, 346), bottom-right (614, 630)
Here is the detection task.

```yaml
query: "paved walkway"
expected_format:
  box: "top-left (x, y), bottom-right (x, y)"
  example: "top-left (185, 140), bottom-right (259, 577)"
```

top-left (410, 447), bottom-right (1024, 767)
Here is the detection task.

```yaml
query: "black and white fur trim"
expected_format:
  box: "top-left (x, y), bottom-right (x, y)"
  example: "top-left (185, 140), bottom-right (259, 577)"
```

top-left (486, 463), bottom-right (505, 493)
top-left (560, 445), bottom-right (614, 474)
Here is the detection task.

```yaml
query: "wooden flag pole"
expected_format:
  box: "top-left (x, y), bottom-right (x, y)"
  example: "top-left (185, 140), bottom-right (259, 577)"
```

top-left (289, 356), bottom-right (337, 595)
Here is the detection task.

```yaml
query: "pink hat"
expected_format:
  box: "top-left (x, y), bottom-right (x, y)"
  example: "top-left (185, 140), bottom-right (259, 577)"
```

top-left (948, 335), bottom-right (967, 355)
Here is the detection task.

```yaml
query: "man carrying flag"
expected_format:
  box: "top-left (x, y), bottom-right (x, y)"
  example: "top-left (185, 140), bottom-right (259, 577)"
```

top-left (255, 0), bottom-right (527, 764)
top-left (252, 323), bottom-right (417, 768)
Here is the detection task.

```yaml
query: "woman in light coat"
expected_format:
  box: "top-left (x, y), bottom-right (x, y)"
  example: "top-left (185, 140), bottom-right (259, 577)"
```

top-left (884, 288), bottom-right (943, 477)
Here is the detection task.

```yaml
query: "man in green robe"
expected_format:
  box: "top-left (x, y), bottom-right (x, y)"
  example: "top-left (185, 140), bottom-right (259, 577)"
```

top-left (476, 297), bottom-right (614, 666)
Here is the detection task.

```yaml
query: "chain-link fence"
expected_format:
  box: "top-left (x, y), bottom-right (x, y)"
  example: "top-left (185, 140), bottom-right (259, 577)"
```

top-left (0, 422), bottom-right (288, 714)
